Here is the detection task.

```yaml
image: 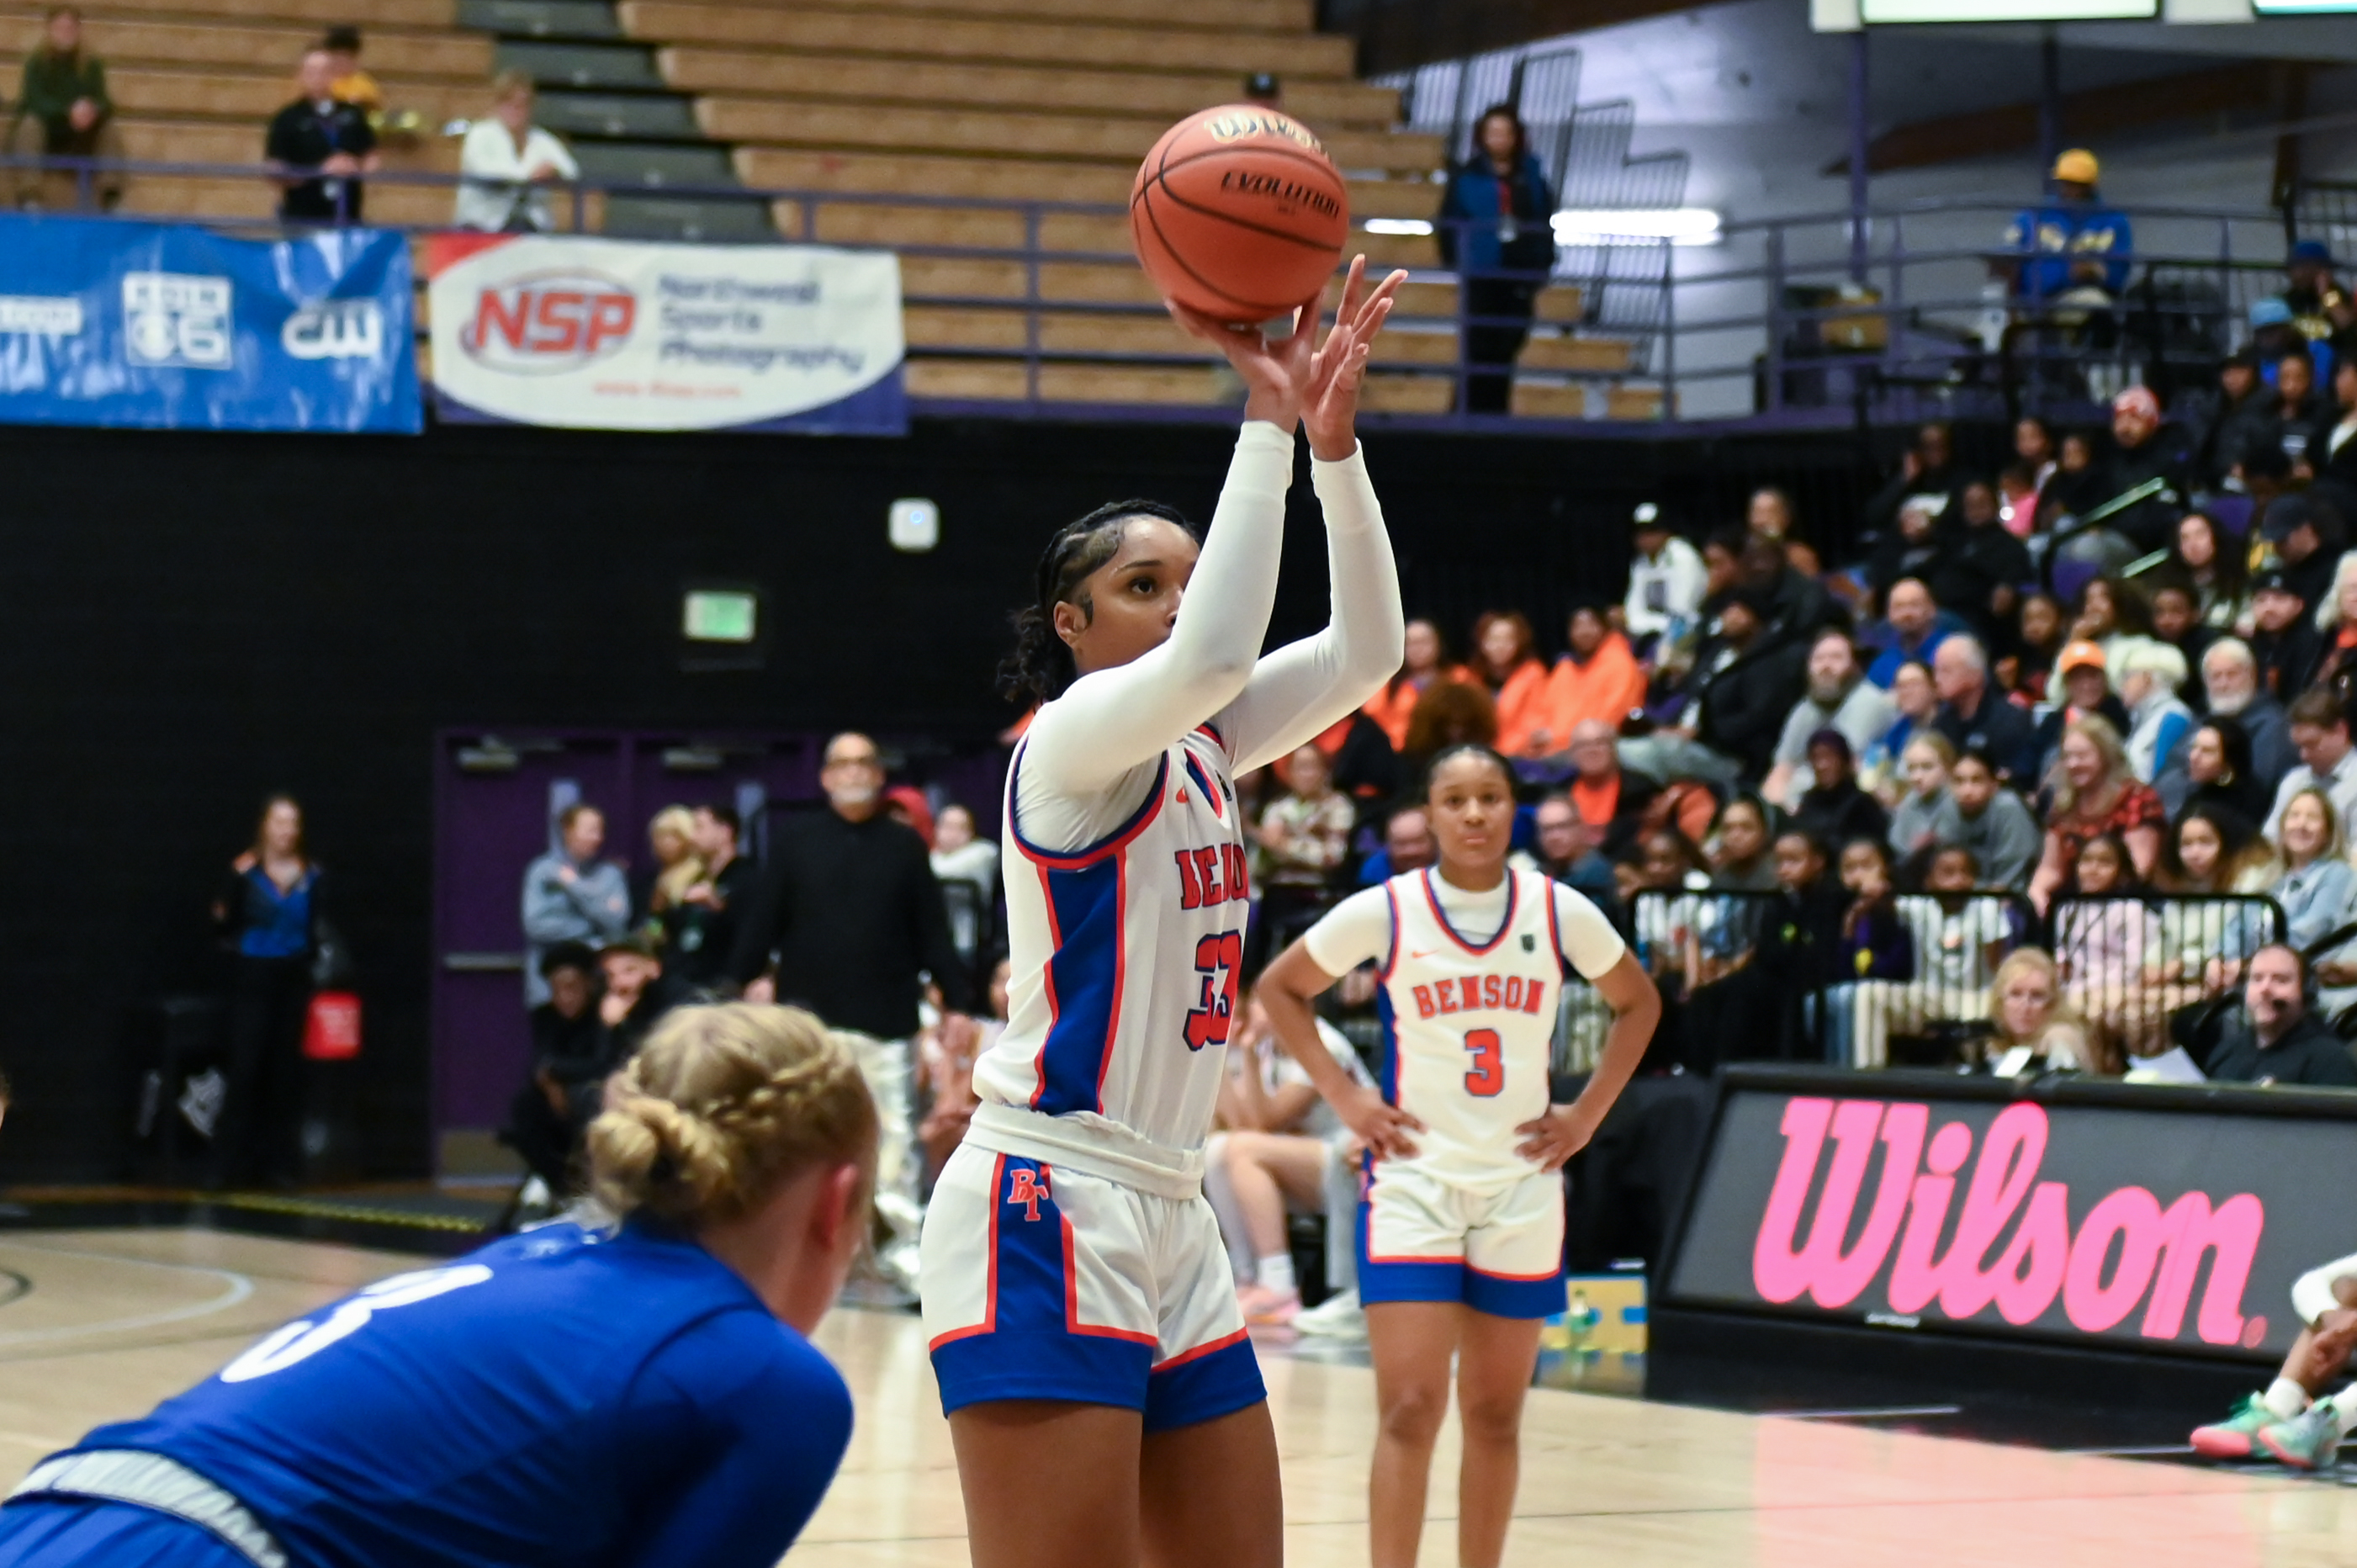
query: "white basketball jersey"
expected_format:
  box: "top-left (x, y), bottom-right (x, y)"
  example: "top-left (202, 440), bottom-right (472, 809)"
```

top-left (972, 723), bottom-right (1249, 1153)
top-left (1377, 866), bottom-right (1564, 1192)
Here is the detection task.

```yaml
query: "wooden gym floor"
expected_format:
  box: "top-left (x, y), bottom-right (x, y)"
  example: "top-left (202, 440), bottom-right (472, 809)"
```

top-left (3, 1227), bottom-right (2355, 1566)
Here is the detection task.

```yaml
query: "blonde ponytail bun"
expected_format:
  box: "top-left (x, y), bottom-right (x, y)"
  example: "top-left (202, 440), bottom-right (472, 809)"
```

top-left (587, 1004), bottom-right (877, 1228)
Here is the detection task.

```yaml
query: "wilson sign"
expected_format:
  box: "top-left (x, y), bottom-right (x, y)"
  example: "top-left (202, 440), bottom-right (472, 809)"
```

top-left (1666, 1080), bottom-right (2357, 1358)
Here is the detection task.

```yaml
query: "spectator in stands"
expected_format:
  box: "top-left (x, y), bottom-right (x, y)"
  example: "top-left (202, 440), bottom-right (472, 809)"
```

top-left (1691, 587), bottom-right (1805, 776)
top-left (632, 805), bottom-right (702, 935)
top-left (1741, 527), bottom-right (1835, 638)
top-left (456, 72), bottom-right (580, 233)
top-left (8, 5), bottom-right (122, 210)
top-left (1931, 634), bottom-right (2037, 783)
top-left (522, 803), bottom-right (631, 1009)
top-left (1863, 422), bottom-right (1966, 537)
top-left (729, 730), bottom-right (974, 1292)
top-left (1252, 743), bottom-right (1353, 967)
top-left (1865, 579), bottom-right (1963, 688)
top-left (2264, 688), bottom-right (2357, 841)
top-left (1357, 803), bottom-right (1435, 885)
top-left (1947, 479), bottom-right (2031, 635)
top-left (1985, 947), bottom-right (2090, 1069)
top-left (2068, 575), bottom-right (2154, 670)
top-left (1625, 502), bottom-right (1706, 654)
top-left (2147, 580), bottom-right (2215, 698)
top-left (2251, 567), bottom-right (2324, 701)
top-left (2005, 591), bottom-right (2064, 702)
top-left (663, 804), bottom-right (750, 989)
top-left (2103, 387), bottom-right (2190, 551)
top-left (2280, 237), bottom-right (2357, 370)
top-left (2030, 642), bottom-right (2129, 785)
top-left (2190, 349), bottom-right (2271, 487)
top-left (1437, 103), bottom-right (1555, 413)
top-left (1866, 500), bottom-right (1954, 612)
top-left (1365, 618), bottom-right (1467, 751)
top-left (1565, 718), bottom-right (1657, 857)
top-left (2205, 944), bottom-right (2357, 1086)
top-left (1945, 746), bottom-right (2042, 893)
top-left (1864, 660), bottom-right (1937, 795)
top-left (1748, 486), bottom-right (1797, 541)
top-left (2028, 714), bottom-right (2164, 913)
top-left (930, 803), bottom-right (999, 894)
top-left (2265, 787), bottom-right (2355, 953)
top-left (1706, 795), bottom-right (1778, 893)
top-left (1997, 463), bottom-right (2041, 538)
top-left (267, 47), bottom-right (379, 221)
top-left (1533, 602), bottom-right (1645, 755)
top-left (1531, 792), bottom-right (1622, 917)
top-left (2161, 718), bottom-right (2273, 833)
top-left (2204, 637), bottom-right (2299, 781)
top-left (2052, 832), bottom-right (2150, 1069)
top-left (1888, 733), bottom-right (1962, 866)
top-left (501, 941), bottom-right (605, 1201)
top-left (1793, 728), bottom-right (1889, 852)
top-left (2267, 347), bottom-right (2325, 471)
top-left (2116, 637), bottom-right (2194, 785)
top-left (2000, 147), bottom-right (2131, 303)
top-left (1900, 845), bottom-right (2015, 1018)
top-left (1823, 838), bottom-right (1912, 1067)
top-left (1766, 628), bottom-right (1895, 811)
top-left (2309, 552), bottom-right (2357, 697)
top-left (2262, 495), bottom-right (2342, 615)
top-left (210, 795), bottom-right (325, 1189)
top-left (1398, 676), bottom-right (1496, 794)
top-left (323, 25), bottom-right (382, 118)
top-left (2153, 808), bottom-right (2274, 1002)
top-left (1470, 611), bottom-right (1550, 758)
top-left (919, 956), bottom-right (1007, 1189)
top-left (2016, 414), bottom-right (2059, 492)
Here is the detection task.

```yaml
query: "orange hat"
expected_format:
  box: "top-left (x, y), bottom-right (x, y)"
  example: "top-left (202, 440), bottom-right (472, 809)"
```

top-left (2058, 639), bottom-right (2106, 675)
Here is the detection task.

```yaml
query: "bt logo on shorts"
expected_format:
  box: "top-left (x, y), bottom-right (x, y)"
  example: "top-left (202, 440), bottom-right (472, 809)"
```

top-left (1172, 843), bottom-right (1251, 910)
top-left (1410, 974), bottom-right (1548, 1020)
top-left (1007, 1166), bottom-right (1051, 1221)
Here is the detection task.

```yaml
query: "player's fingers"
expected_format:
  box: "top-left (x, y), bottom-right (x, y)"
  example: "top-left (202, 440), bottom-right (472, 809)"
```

top-left (1357, 268), bottom-right (1409, 329)
top-left (1332, 253), bottom-right (1368, 331)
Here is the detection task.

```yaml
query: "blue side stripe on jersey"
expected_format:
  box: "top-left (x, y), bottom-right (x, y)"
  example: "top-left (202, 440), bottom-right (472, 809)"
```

top-left (1033, 858), bottom-right (1124, 1115)
top-left (1374, 986), bottom-right (1399, 1106)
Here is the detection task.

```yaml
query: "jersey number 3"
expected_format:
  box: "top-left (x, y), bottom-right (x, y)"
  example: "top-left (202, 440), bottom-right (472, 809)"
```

top-left (1463, 1028), bottom-right (1504, 1097)
top-left (1184, 931), bottom-right (1242, 1050)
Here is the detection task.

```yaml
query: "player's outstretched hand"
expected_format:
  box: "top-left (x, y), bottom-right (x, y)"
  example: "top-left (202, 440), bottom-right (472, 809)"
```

top-left (1301, 256), bottom-right (1406, 462)
top-left (1517, 1103), bottom-right (1605, 1174)
top-left (1335, 1082), bottom-right (1423, 1161)
top-left (1167, 294), bottom-right (1317, 435)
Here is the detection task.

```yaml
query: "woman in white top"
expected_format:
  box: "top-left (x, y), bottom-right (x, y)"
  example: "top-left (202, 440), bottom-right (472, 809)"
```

top-left (455, 72), bottom-right (580, 233)
top-left (1260, 744), bottom-right (1659, 1568)
top-left (919, 258), bottom-right (1406, 1568)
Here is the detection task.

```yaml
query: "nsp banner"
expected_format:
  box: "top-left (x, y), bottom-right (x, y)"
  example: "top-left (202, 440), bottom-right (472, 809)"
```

top-left (425, 233), bottom-right (906, 434)
top-left (1665, 1069), bottom-right (2357, 1360)
top-left (0, 214), bottom-right (419, 433)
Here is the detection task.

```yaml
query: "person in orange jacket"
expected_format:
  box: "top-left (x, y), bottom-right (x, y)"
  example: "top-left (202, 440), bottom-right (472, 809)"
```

top-left (1473, 611), bottom-right (1552, 757)
top-left (1527, 602), bottom-right (1648, 757)
top-left (1364, 617), bottom-right (1472, 750)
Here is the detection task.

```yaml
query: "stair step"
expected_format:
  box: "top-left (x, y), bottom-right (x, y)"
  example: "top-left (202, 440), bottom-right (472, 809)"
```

top-left (617, 1), bottom-right (1355, 78)
top-left (537, 88), bottom-right (701, 139)
top-left (0, 14), bottom-right (491, 76)
top-left (646, 0), bottom-right (1314, 30)
top-left (52, 0), bottom-right (458, 26)
top-left (903, 359), bottom-right (1452, 411)
top-left (739, 146), bottom-right (1434, 217)
top-left (601, 191), bottom-right (773, 240)
top-left (497, 38), bottom-right (663, 90)
top-left (457, 0), bottom-right (621, 39)
top-left (573, 139), bottom-right (736, 186)
top-left (655, 47), bottom-right (1400, 129)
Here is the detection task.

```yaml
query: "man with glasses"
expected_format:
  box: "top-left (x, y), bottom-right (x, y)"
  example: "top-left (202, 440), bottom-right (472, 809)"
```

top-left (729, 732), bottom-right (975, 1294)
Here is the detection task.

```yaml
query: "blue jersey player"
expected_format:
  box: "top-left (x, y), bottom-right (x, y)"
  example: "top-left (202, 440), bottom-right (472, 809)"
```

top-left (0, 1004), bottom-right (877, 1568)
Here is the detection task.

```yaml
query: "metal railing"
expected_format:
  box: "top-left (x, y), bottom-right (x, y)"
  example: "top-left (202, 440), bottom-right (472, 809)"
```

top-left (0, 155), bottom-right (2301, 432)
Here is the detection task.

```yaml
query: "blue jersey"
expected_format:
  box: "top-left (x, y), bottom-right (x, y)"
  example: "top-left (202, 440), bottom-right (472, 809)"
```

top-left (40, 1221), bottom-right (850, 1568)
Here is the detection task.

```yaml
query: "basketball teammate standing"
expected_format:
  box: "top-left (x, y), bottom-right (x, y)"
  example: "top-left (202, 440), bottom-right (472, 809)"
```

top-left (1260, 744), bottom-right (1660, 1568)
top-left (919, 257), bottom-right (1406, 1568)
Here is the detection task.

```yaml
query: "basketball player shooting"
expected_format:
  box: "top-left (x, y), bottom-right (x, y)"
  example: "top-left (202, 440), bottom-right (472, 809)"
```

top-left (916, 253), bottom-right (1406, 1568)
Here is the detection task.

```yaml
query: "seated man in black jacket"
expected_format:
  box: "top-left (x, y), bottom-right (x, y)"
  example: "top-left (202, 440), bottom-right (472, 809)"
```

top-left (2203, 945), bottom-right (2357, 1087)
top-left (1693, 585), bottom-right (1808, 778)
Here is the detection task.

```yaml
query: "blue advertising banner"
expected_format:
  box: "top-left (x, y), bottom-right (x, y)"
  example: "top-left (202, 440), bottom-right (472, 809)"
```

top-left (0, 214), bottom-right (420, 433)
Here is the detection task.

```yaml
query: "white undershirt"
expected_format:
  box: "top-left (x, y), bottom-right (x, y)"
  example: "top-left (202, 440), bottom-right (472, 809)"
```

top-left (1015, 422), bottom-right (1404, 852)
top-left (1304, 870), bottom-right (1628, 981)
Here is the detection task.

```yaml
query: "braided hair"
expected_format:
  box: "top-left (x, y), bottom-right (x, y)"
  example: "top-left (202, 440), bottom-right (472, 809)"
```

top-left (1423, 740), bottom-right (1518, 800)
top-left (587, 1003), bottom-right (878, 1229)
top-left (998, 498), bottom-right (1200, 706)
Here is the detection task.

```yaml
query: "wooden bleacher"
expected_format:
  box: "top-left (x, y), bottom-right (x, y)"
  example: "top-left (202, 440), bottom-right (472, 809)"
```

top-left (0, 0), bottom-right (490, 223)
top-left (615, 0), bottom-right (1638, 415)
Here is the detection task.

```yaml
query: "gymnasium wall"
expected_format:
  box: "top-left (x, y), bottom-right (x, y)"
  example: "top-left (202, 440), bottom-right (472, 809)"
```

top-left (0, 415), bottom-right (1876, 1183)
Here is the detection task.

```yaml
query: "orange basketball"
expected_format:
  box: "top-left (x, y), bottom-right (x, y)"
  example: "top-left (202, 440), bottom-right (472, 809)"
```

top-left (1130, 105), bottom-right (1349, 324)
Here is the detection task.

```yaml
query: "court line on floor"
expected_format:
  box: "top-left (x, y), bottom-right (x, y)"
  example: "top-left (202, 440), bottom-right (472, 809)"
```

top-left (0, 1239), bottom-right (253, 1348)
top-left (0, 1269), bottom-right (30, 1312)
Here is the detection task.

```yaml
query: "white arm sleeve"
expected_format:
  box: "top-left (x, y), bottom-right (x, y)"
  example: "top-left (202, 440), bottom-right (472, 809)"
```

top-left (1015, 423), bottom-right (1293, 846)
top-left (1212, 445), bottom-right (1404, 776)
top-left (1553, 883), bottom-right (1629, 980)
top-left (2291, 1251), bottom-right (2357, 1327)
top-left (1302, 886), bottom-right (1395, 977)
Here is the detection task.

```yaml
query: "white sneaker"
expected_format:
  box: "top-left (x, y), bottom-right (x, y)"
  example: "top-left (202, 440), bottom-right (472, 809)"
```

top-left (1291, 1287), bottom-right (1366, 1340)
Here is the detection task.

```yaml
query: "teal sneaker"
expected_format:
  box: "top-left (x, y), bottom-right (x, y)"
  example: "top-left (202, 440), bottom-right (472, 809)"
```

top-left (2259, 1401), bottom-right (2343, 1470)
top-left (2191, 1394), bottom-right (2282, 1459)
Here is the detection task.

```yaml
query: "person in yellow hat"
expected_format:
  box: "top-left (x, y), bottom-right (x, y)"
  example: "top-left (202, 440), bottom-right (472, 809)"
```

top-left (1999, 148), bottom-right (2133, 305)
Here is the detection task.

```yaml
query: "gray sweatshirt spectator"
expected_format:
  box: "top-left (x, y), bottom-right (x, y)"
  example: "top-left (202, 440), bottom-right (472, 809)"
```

top-left (1943, 751), bottom-right (2042, 892)
top-left (1765, 629), bottom-right (1897, 810)
top-left (520, 803), bottom-right (631, 1005)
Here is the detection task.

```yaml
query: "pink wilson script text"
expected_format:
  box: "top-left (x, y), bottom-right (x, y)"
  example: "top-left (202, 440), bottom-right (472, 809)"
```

top-left (1751, 1099), bottom-right (2263, 1345)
